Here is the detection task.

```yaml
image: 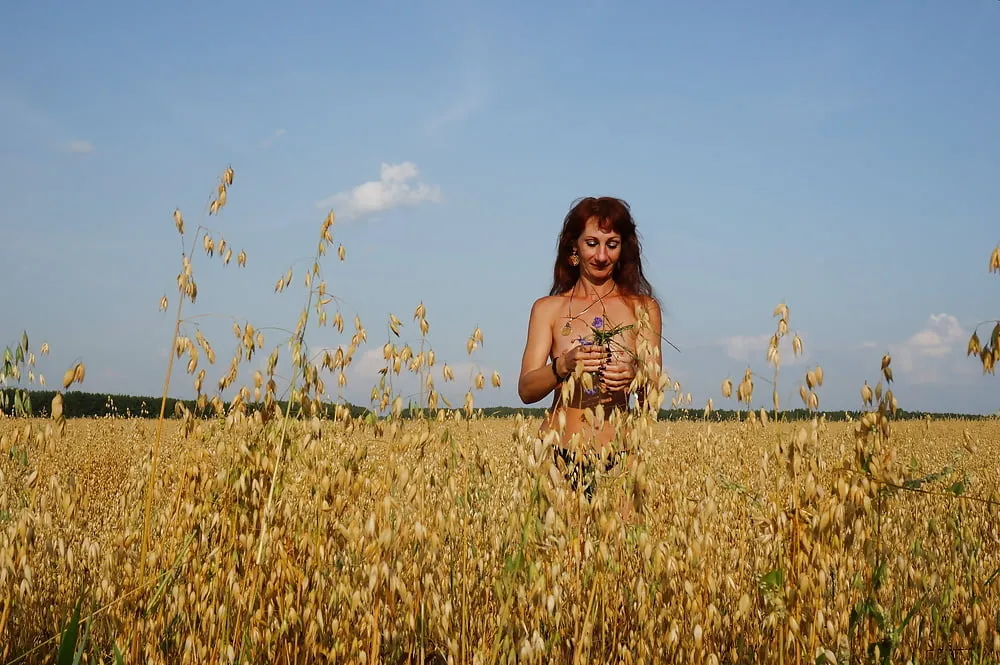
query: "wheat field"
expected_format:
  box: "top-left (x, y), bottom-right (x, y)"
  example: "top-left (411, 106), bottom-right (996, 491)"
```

top-left (2, 412), bottom-right (998, 664)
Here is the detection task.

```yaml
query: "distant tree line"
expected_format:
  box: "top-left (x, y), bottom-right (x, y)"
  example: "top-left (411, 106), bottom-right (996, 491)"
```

top-left (0, 389), bottom-right (993, 422)
top-left (480, 405), bottom-right (994, 422)
top-left (0, 389), bottom-right (370, 420)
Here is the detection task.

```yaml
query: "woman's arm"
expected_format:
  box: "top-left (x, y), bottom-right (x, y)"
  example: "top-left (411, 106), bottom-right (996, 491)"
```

top-left (518, 297), bottom-right (565, 404)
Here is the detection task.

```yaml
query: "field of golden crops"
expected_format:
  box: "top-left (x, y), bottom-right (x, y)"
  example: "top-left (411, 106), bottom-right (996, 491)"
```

top-left (4, 167), bottom-right (999, 664)
top-left (2, 412), bottom-right (998, 664)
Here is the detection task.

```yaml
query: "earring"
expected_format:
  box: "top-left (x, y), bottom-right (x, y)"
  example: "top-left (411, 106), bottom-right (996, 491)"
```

top-left (569, 250), bottom-right (579, 266)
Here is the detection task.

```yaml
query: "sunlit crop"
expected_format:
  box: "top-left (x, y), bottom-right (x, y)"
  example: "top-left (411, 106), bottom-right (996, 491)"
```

top-left (1, 169), bottom-right (998, 664)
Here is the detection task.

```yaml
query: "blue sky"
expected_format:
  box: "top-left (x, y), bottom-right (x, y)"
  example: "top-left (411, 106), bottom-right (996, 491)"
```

top-left (2, 0), bottom-right (999, 415)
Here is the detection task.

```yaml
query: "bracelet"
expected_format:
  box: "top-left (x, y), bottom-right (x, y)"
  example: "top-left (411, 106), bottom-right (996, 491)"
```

top-left (551, 359), bottom-right (566, 382)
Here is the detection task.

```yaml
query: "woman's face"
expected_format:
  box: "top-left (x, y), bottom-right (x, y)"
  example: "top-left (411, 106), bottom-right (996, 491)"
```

top-left (575, 217), bottom-right (622, 282)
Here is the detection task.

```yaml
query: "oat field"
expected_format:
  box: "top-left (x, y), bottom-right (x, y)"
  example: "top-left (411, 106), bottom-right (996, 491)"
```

top-left (3, 168), bottom-right (999, 664)
top-left (2, 412), bottom-right (998, 664)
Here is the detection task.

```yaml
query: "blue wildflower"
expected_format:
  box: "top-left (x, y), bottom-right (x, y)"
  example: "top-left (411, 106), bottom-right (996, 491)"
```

top-left (592, 316), bottom-right (604, 329)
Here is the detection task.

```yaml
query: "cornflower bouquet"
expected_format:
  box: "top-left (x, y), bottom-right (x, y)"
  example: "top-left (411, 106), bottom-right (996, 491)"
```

top-left (588, 316), bottom-right (634, 348)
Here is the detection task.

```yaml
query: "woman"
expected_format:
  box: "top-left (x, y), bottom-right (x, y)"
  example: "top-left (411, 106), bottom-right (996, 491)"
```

top-left (517, 196), bottom-right (663, 498)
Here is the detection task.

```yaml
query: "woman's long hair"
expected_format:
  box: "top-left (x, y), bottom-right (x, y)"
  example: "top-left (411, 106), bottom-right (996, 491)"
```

top-left (550, 196), bottom-right (657, 306)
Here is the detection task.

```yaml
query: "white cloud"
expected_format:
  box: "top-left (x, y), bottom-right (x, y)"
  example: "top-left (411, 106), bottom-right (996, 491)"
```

top-left (889, 313), bottom-right (968, 384)
top-left (907, 313), bottom-right (964, 358)
top-left (66, 140), bottom-right (93, 154)
top-left (316, 162), bottom-right (442, 219)
top-left (352, 348), bottom-right (387, 379)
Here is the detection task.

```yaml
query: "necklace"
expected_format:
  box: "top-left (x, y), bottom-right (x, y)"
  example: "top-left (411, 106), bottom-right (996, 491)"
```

top-left (560, 282), bottom-right (616, 336)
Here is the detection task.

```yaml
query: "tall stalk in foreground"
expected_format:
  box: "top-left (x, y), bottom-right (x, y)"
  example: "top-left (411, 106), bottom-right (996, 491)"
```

top-left (253, 210), bottom-right (351, 565)
top-left (139, 166), bottom-right (239, 585)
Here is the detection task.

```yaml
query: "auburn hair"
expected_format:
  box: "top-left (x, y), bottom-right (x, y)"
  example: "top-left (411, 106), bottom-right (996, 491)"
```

top-left (549, 196), bottom-right (656, 307)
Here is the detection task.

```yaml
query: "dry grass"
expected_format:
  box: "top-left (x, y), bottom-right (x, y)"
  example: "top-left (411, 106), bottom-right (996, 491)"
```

top-left (2, 168), bottom-right (999, 664)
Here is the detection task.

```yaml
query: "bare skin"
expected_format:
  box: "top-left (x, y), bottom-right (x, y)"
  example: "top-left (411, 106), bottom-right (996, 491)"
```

top-left (518, 218), bottom-right (663, 455)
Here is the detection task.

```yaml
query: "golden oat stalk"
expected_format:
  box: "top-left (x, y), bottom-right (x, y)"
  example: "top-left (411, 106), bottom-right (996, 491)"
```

top-left (255, 209), bottom-right (354, 566)
top-left (140, 166), bottom-right (239, 585)
top-left (965, 244), bottom-right (1000, 375)
top-left (720, 301), bottom-right (809, 421)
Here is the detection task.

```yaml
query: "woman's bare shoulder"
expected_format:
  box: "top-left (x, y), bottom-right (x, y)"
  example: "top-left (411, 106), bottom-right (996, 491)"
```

top-left (642, 295), bottom-right (662, 312)
top-left (627, 294), bottom-right (661, 313)
top-left (528, 294), bottom-right (566, 316)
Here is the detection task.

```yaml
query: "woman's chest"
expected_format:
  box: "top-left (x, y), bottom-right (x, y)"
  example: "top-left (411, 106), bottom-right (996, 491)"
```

top-left (549, 298), bottom-right (638, 357)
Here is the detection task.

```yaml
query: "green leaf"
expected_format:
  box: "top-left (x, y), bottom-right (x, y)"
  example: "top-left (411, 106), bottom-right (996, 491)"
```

top-left (872, 560), bottom-right (887, 592)
top-left (759, 568), bottom-right (783, 590)
top-left (849, 605), bottom-right (861, 632)
top-left (983, 565), bottom-right (1000, 589)
top-left (815, 651), bottom-right (835, 665)
top-left (902, 464), bottom-right (954, 490)
top-left (57, 598), bottom-right (82, 665)
top-left (946, 480), bottom-right (965, 496)
top-left (72, 608), bottom-right (92, 665)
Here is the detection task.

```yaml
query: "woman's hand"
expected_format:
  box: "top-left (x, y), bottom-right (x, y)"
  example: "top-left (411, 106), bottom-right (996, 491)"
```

top-left (600, 350), bottom-right (637, 392)
top-left (557, 341), bottom-right (605, 378)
